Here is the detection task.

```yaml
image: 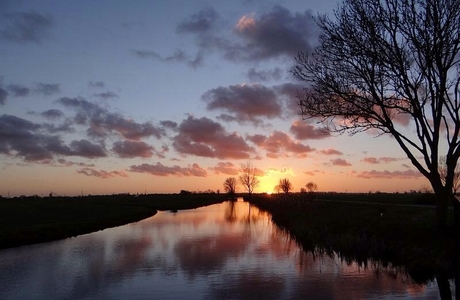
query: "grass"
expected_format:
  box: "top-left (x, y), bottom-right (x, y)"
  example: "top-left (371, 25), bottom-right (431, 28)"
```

top-left (0, 193), bottom-right (225, 249)
top-left (247, 193), bottom-right (453, 283)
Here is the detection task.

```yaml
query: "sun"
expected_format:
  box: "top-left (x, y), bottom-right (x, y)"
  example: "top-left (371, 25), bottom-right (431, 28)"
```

top-left (266, 191), bottom-right (272, 195)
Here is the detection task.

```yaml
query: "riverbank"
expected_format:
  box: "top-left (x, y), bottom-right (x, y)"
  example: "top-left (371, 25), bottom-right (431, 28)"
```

top-left (0, 193), bottom-right (225, 249)
top-left (248, 193), bottom-right (454, 283)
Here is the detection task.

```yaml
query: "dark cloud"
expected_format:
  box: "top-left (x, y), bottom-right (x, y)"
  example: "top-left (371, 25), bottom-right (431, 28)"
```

top-left (41, 109), bottom-right (64, 120)
top-left (112, 140), bottom-right (154, 158)
top-left (209, 162), bottom-right (239, 175)
top-left (132, 49), bottom-right (204, 68)
top-left (130, 162), bottom-right (207, 177)
top-left (232, 6), bottom-right (316, 61)
top-left (172, 115), bottom-right (254, 159)
top-left (0, 114), bottom-right (105, 161)
top-left (289, 120), bottom-right (329, 140)
top-left (35, 83), bottom-right (60, 96)
top-left (88, 81), bottom-right (105, 88)
top-left (357, 169), bottom-right (422, 179)
top-left (1, 11), bottom-right (53, 43)
top-left (77, 168), bottom-right (128, 179)
top-left (93, 91), bottom-right (118, 99)
top-left (68, 139), bottom-right (107, 158)
top-left (56, 158), bottom-right (94, 167)
top-left (330, 158), bottom-right (352, 167)
top-left (176, 7), bottom-right (219, 33)
top-left (160, 120), bottom-right (178, 130)
top-left (203, 84), bottom-right (281, 125)
top-left (247, 131), bottom-right (315, 158)
top-left (0, 87), bottom-right (8, 105)
top-left (177, 5), bottom-right (317, 63)
top-left (7, 84), bottom-right (30, 97)
top-left (57, 97), bottom-right (163, 140)
top-left (275, 82), bottom-right (306, 117)
top-left (246, 67), bottom-right (283, 82)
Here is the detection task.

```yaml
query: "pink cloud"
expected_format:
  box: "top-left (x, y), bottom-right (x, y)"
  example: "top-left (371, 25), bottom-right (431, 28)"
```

top-left (210, 162), bottom-right (239, 175)
top-left (357, 169), bottom-right (423, 179)
top-left (361, 156), bottom-right (401, 164)
top-left (330, 158), bottom-right (352, 166)
top-left (247, 130), bottom-right (315, 158)
top-left (320, 148), bottom-right (343, 155)
top-left (77, 168), bottom-right (128, 179)
top-left (130, 162), bottom-right (207, 177)
top-left (289, 120), bottom-right (329, 140)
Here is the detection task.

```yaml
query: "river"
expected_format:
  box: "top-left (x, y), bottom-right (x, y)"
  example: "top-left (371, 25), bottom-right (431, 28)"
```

top-left (0, 200), bottom-right (443, 299)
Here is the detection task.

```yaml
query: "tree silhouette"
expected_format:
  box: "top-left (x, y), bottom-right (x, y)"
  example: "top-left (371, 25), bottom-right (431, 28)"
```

top-left (223, 177), bottom-right (238, 197)
top-left (305, 181), bottom-right (318, 194)
top-left (279, 178), bottom-right (293, 194)
top-left (292, 0), bottom-right (460, 234)
top-left (238, 162), bottom-right (260, 195)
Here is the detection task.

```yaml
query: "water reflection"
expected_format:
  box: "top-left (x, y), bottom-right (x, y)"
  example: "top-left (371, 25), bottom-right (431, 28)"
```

top-left (0, 201), bottom-right (442, 299)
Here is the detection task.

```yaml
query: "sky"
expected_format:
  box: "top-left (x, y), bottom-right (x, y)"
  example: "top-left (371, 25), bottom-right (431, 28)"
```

top-left (0, 0), bottom-right (430, 196)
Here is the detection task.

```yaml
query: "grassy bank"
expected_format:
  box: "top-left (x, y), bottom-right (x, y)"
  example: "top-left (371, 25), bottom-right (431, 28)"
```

top-left (248, 193), bottom-right (454, 283)
top-left (0, 193), bottom-right (224, 249)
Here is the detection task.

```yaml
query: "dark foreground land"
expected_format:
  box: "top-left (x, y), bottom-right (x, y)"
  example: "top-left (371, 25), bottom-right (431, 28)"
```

top-left (248, 192), bottom-right (454, 283)
top-left (0, 193), bottom-right (225, 249)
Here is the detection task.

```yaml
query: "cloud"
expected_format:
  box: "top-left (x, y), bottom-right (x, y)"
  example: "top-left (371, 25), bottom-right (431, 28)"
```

top-left (41, 109), bottom-right (64, 120)
top-left (246, 67), bottom-right (283, 82)
top-left (112, 140), bottom-right (154, 158)
top-left (203, 83), bottom-right (281, 125)
top-left (289, 120), bottom-right (329, 140)
top-left (319, 148), bottom-right (343, 155)
top-left (0, 87), bottom-right (8, 105)
top-left (176, 7), bottom-right (219, 33)
top-left (1, 11), bottom-right (53, 43)
top-left (88, 81), bottom-right (105, 88)
top-left (209, 162), bottom-right (239, 175)
top-left (132, 49), bottom-right (204, 68)
top-left (0, 114), bottom-right (106, 161)
top-left (7, 84), bottom-right (30, 97)
top-left (178, 5), bottom-right (317, 63)
top-left (160, 120), bottom-right (178, 130)
top-left (77, 168), bottom-right (128, 179)
top-left (57, 97), bottom-right (163, 140)
top-left (130, 162), bottom-right (207, 177)
top-left (35, 83), bottom-right (60, 96)
top-left (330, 158), bottom-right (352, 166)
top-left (68, 139), bottom-right (107, 158)
top-left (232, 6), bottom-right (317, 61)
top-left (56, 158), bottom-right (94, 167)
top-left (172, 115), bottom-right (254, 159)
top-left (275, 82), bottom-right (306, 117)
top-left (93, 91), bottom-right (118, 99)
top-left (247, 131), bottom-right (314, 158)
top-left (361, 157), bottom-right (401, 164)
top-left (357, 169), bottom-right (423, 179)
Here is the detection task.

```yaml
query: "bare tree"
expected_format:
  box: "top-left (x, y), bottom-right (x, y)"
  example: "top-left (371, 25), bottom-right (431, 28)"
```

top-left (292, 0), bottom-right (460, 233)
top-left (223, 177), bottom-right (238, 196)
top-left (279, 178), bottom-right (293, 194)
top-left (238, 162), bottom-right (260, 195)
top-left (305, 181), bottom-right (318, 194)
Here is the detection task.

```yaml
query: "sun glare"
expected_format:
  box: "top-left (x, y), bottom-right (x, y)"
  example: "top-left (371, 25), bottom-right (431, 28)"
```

top-left (266, 191), bottom-right (272, 195)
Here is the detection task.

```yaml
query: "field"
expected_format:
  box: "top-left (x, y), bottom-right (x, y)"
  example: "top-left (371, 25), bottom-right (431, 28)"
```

top-left (0, 193), bottom-right (225, 249)
top-left (248, 192), bottom-right (453, 283)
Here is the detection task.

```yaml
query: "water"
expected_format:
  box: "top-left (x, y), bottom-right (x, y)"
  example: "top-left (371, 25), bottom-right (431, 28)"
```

top-left (0, 200), bottom-right (442, 299)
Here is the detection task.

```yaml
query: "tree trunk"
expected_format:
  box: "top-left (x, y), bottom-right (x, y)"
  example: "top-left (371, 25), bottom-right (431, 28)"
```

top-left (435, 192), bottom-right (452, 299)
top-left (436, 192), bottom-right (450, 235)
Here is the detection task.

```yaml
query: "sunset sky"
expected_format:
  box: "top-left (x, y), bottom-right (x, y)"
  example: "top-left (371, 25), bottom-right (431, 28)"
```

top-left (0, 0), bottom-right (429, 196)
